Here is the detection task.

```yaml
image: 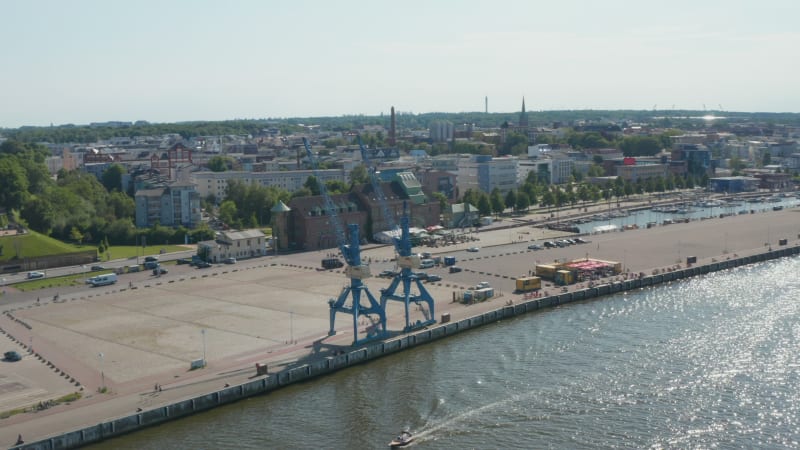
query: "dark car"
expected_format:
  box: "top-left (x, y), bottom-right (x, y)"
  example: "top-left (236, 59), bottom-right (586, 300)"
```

top-left (196, 261), bottom-right (212, 268)
top-left (379, 270), bottom-right (397, 278)
top-left (91, 265), bottom-right (105, 271)
top-left (574, 237), bottom-right (588, 244)
top-left (152, 267), bottom-right (168, 275)
top-left (449, 266), bottom-right (463, 273)
top-left (543, 241), bottom-right (556, 248)
top-left (4, 351), bottom-right (21, 362)
top-left (176, 258), bottom-right (191, 265)
top-left (144, 256), bottom-right (159, 263)
top-left (426, 274), bottom-right (442, 282)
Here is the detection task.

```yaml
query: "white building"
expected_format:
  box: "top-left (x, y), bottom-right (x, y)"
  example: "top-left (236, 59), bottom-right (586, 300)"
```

top-left (457, 155), bottom-right (519, 194)
top-left (192, 169), bottom-right (345, 199)
top-left (198, 229), bottom-right (267, 263)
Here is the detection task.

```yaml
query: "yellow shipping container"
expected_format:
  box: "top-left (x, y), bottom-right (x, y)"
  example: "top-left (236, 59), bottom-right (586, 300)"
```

top-left (516, 276), bottom-right (542, 292)
top-left (535, 264), bottom-right (557, 279)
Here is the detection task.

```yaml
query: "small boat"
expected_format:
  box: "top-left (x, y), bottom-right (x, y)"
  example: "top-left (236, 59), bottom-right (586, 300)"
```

top-left (389, 431), bottom-right (414, 448)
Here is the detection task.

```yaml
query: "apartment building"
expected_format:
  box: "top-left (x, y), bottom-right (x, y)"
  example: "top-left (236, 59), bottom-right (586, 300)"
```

top-left (134, 182), bottom-right (201, 228)
top-left (191, 169), bottom-right (345, 199)
top-left (457, 155), bottom-right (519, 194)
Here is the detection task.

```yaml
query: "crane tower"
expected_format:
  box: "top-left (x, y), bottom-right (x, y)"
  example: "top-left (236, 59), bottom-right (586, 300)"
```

top-left (303, 138), bottom-right (386, 346)
top-left (357, 136), bottom-right (436, 332)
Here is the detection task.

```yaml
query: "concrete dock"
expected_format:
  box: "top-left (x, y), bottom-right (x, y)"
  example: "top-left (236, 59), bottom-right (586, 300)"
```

top-left (1, 205), bottom-right (799, 447)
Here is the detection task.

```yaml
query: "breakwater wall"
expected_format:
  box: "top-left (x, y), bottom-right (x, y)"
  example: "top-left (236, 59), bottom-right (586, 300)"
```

top-left (13, 245), bottom-right (800, 450)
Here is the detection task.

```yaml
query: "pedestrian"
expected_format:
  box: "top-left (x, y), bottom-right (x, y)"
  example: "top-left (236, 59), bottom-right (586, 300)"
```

top-left (37, 297), bottom-right (40, 303)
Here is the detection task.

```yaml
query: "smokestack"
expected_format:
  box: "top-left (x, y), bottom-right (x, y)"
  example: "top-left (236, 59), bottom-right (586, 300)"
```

top-left (485, 96), bottom-right (488, 113)
top-left (390, 106), bottom-right (396, 146)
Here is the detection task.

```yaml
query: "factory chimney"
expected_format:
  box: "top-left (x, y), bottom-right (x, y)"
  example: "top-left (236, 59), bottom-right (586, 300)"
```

top-left (389, 106), bottom-right (396, 146)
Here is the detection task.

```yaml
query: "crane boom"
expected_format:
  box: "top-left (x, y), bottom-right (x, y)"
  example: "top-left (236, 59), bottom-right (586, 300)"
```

top-left (358, 136), bottom-right (400, 249)
top-left (303, 138), bottom-right (350, 263)
top-left (302, 137), bottom-right (386, 345)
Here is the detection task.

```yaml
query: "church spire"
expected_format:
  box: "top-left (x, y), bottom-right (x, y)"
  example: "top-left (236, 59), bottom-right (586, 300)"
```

top-left (519, 97), bottom-right (529, 128)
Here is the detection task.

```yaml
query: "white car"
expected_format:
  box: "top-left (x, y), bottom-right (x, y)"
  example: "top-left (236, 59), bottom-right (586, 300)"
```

top-left (466, 247), bottom-right (480, 252)
top-left (27, 271), bottom-right (45, 279)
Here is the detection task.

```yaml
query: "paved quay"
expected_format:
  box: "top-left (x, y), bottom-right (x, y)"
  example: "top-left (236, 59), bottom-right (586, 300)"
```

top-left (1, 204), bottom-right (799, 447)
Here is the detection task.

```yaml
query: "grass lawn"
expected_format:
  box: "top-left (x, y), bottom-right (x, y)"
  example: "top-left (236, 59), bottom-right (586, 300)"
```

top-left (98, 245), bottom-right (194, 261)
top-left (0, 231), bottom-right (86, 263)
top-left (13, 272), bottom-right (93, 292)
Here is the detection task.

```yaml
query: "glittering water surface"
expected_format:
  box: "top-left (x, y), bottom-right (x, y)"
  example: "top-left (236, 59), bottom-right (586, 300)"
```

top-left (93, 257), bottom-right (800, 449)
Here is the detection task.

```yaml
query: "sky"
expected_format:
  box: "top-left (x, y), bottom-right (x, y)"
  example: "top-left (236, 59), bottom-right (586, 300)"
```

top-left (1, 0), bottom-right (799, 128)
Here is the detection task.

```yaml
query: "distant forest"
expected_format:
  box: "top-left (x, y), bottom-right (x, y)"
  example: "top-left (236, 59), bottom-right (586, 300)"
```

top-left (4, 110), bottom-right (800, 144)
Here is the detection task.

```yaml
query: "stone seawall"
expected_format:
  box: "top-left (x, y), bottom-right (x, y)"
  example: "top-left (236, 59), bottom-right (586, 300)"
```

top-left (13, 245), bottom-right (800, 450)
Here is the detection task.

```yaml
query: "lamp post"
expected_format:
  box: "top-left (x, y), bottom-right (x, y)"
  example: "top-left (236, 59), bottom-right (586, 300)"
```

top-left (290, 311), bottom-right (294, 344)
top-left (98, 352), bottom-right (105, 391)
top-left (201, 329), bottom-right (207, 367)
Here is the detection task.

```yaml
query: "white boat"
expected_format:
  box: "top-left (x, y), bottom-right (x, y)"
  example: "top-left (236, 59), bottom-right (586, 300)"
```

top-left (389, 431), bottom-right (414, 448)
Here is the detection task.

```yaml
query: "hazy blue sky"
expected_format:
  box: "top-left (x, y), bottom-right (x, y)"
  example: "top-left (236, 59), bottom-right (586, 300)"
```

top-left (2, 0), bottom-right (798, 128)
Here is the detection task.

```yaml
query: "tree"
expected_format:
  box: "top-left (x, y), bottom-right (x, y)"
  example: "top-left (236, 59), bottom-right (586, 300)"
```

top-left (207, 155), bottom-right (233, 172)
top-left (619, 136), bottom-right (663, 157)
top-left (490, 189), bottom-right (505, 216)
top-left (505, 190), bottom-right (517, 212)
top-left (349, 165), bottom-right (369, 186)
top-left (0, 157), bottom-right (30, 210)
top-left (500, 132), bottom-right (528, 156)
top-left (101, 164), bottom-right (126, 192)
top-left (540, 189), bottom-right (554, 207)
top-left (325, 180), bottom-right (349, 194)
top-left (431, 191), bottom-right (448, 211)
top-left (515, 192), bottom-right (530, 212)
top-left (218, 200), bottom-right (238, 227)
top-left (587, 164), bottom-right (605, 177)
top-left (477, 193), bottom-right (492, 216)
top-left (304, 176), bottom-right (321, 196)
top-left (70, 226), bottom-right (84, 244)
top-left (461, 189), bottom-right (479, 206)
top-left (729, 156), bottom-right (745, 176)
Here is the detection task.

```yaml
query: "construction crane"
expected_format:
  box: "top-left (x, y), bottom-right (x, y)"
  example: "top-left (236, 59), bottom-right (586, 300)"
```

top-left (380, 203), bottom-right (437, 332)
top-left (303, 138), bottom-right (386, 346)
top-left (357, 136), bottom-right (436, 332)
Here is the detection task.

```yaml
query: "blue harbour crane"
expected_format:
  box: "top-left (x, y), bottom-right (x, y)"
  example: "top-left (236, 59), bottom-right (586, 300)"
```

top-left (303, 138), bottom-right (386, 346)
top-left (357, 136), bottom-right (436, 332)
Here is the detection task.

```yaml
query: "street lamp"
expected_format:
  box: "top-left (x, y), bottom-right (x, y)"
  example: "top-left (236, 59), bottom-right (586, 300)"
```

top-left (201, 329), bottom-right (207, 367)
top-left (290, 311), bottom-right (294, 344)
top-left (98, 352), bottom-right (105, 391)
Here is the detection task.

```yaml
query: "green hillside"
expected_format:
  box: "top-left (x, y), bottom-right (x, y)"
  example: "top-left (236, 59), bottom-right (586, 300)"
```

top-left (0, 231), bottom-right (89, 263)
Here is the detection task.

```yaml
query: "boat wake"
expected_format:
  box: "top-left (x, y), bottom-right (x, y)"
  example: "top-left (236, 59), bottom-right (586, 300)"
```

top-left (412, 389), bottom-right (539, 443)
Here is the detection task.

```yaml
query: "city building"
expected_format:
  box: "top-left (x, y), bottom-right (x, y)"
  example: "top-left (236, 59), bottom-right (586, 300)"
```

top-left (457, 155), bottom-right (519, 194)
top-left (197, 229), bottom-right (267, 263)
top-left (191, 169), bottom-right (345, 200)
top-left (708, 176), bottom-right (759, 193)
top-left (134, 182), bottom-right (201, 228)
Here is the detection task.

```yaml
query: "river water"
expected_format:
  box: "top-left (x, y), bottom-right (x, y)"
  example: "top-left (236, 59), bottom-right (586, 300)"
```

top-left (93, 256), bottom-right (800, 449)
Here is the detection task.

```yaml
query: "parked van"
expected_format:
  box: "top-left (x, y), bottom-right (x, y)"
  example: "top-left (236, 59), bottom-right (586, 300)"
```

top-left (88, 273), bottom-right (118, 287)
top-left (419, 258), bottom-right (435, 269)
